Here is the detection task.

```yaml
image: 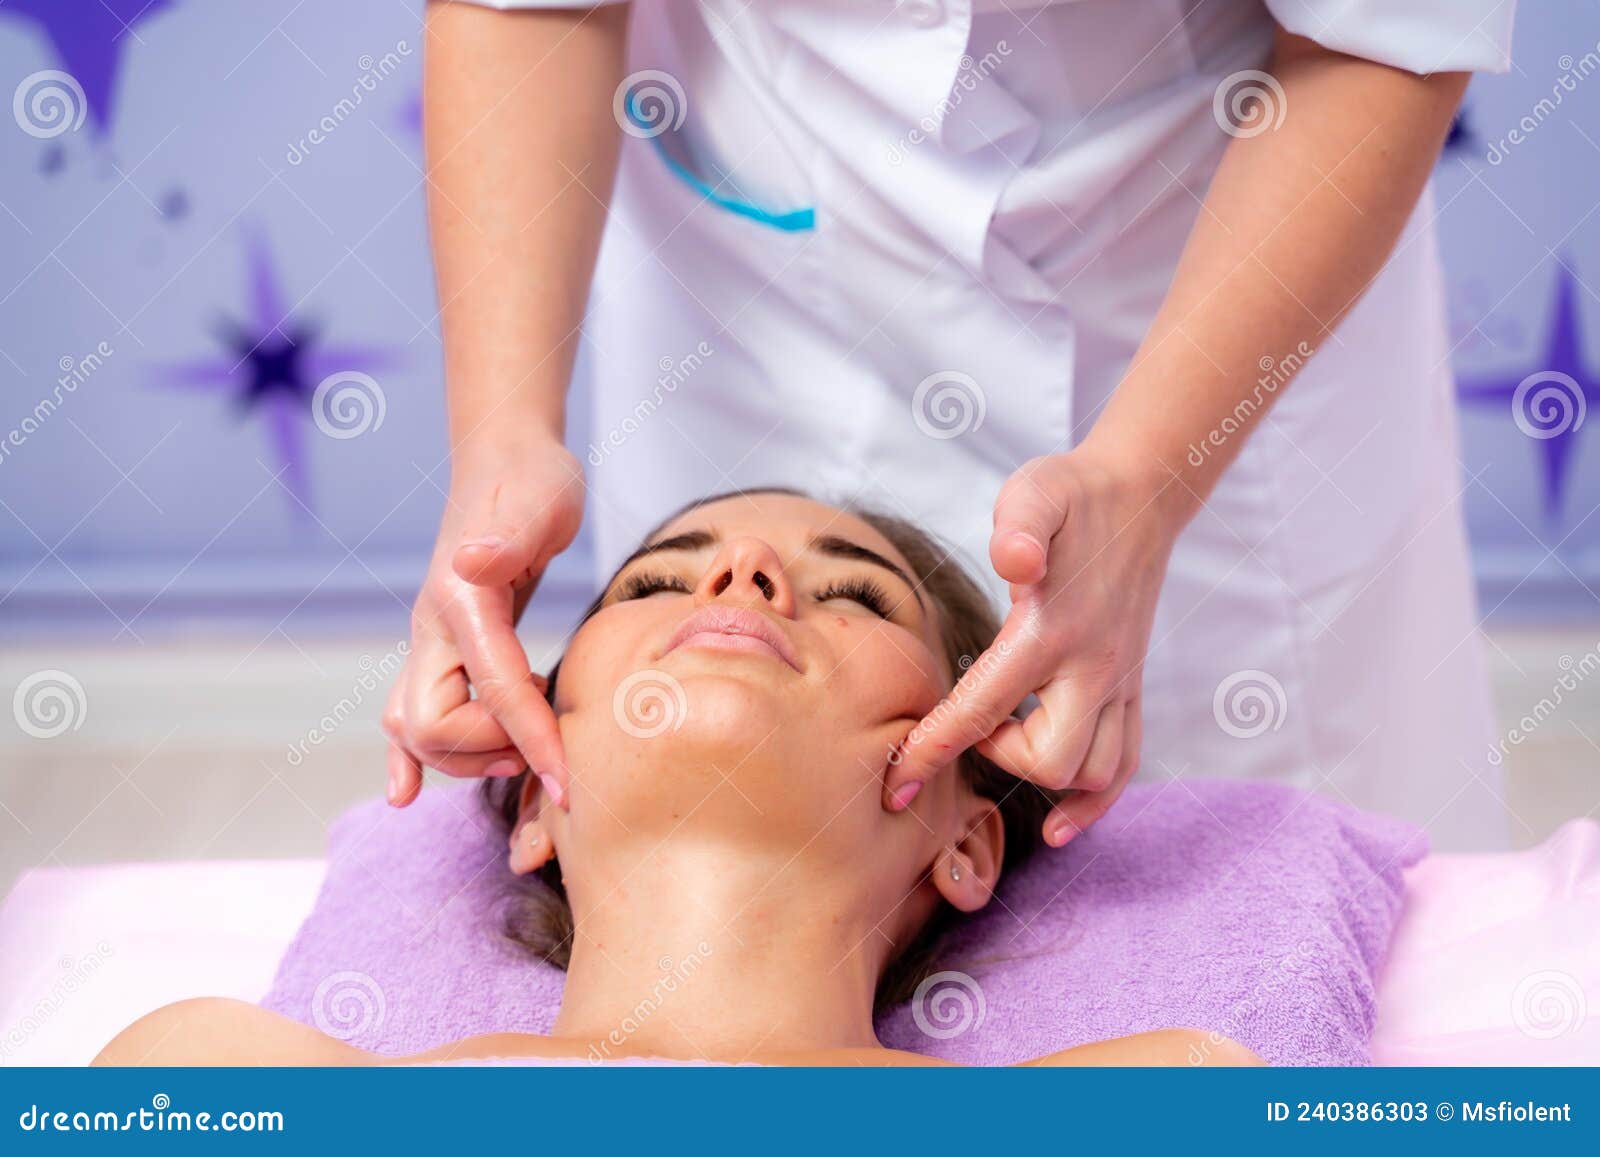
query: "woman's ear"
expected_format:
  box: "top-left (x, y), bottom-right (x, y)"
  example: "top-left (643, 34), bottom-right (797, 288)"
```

top-left (508, 818), bottom-right (555, 876)
top-left (932, 797), bottom-right (1005, 913)
top-left (508, 773), bottom-right (558, 876)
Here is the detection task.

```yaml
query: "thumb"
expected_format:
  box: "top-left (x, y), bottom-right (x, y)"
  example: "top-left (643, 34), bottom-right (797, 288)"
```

top-left (452, 489), bottom-right (573, 589)
top-left (990, 467), bottom-right (1063, 586)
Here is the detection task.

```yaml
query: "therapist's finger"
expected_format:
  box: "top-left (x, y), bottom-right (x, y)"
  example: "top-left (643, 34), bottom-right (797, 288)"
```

top-left (884, 614), bottom-right (1052, 808)
top-left (972, 674), bottom-right (1110, 792)
top-left (990, 461), bottom-right (1064, 587)
top-left (1076, 699), bottom-right (1125, 793)
top-left (452, 475), bottom-right (579, 589)
top-left (1042, 697), bottom-right (1140, 846)
top-left (387, 740), bottom-right (422, 808)
top-left (450, 590), bottom-right (569, 808)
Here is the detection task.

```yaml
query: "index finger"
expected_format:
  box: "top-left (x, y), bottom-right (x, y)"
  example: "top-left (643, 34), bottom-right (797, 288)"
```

top-left (448, 583), bottom-right (570, 807)
top-left (883, 605), bottom-right (1050, 808)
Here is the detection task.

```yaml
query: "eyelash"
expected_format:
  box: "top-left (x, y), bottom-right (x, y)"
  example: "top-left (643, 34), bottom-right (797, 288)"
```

top-left (614, 571), bottom-right (893, 618)
top-left (615, 571), bottom-right (691, 601)
top-left (814, 577), bottom-right (891, 618)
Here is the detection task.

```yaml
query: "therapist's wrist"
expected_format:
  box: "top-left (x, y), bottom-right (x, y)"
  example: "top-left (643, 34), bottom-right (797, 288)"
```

top-left (1072, 431), bottom-right (1202, 537)
top-left (449, 390), bottom-right (568, 461)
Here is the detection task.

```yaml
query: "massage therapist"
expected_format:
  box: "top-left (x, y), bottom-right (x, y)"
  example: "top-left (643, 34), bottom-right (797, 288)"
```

top-left (382, 0), bottom-right (1516, 850)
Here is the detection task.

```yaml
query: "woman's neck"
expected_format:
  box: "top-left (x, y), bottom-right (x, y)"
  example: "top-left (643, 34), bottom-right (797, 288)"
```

top-left (548, 840), bottom-right (894, 1061)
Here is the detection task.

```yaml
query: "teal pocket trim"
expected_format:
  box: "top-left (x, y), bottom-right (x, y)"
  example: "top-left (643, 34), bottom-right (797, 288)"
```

top-left (629, 98), bottom-right (816, 233)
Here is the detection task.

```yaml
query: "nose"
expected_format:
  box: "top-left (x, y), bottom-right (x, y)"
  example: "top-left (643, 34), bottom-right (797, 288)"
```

top-left (694, 537), bottom-right (796, 616)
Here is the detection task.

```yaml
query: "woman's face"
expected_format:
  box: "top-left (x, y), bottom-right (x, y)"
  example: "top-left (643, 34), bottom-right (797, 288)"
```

top-left (539, 492), bottom-right (965, 872)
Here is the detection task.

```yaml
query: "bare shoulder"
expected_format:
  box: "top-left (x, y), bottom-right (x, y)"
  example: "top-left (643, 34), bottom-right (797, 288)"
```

top-left (1026, 1028), bottom-right (1265, 1067)
top-left (92, 997), bottom-right (374, 1067)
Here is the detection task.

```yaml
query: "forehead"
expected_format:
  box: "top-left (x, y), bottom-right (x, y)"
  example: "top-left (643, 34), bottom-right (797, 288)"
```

top-left (651, 493), bottom-right (917, 576)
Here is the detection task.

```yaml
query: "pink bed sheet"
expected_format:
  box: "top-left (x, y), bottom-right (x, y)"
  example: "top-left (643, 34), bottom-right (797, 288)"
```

top-left (1, 819), bottom-right (1595, 1066)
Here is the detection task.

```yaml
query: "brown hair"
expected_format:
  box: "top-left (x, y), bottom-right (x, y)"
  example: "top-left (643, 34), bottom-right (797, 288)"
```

top-left (483, 489), bottom-right (1058, 1012)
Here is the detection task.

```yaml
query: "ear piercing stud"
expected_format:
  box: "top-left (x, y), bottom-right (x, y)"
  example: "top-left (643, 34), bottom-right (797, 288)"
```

top-left (950, 860), bottom-right (962, 882)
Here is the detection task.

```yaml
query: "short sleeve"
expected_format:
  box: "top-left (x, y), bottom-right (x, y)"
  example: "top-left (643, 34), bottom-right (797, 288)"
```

top-left (1263, 0), bottom-right (1516, 75)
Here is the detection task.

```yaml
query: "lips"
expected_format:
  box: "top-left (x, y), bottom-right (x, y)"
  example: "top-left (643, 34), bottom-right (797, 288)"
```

top-left (662, 605), bottom-right (803, 672)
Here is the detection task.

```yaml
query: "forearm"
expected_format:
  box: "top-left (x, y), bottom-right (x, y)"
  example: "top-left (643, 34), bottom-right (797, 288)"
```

top-left (423, 0), bottom-right (628, 453)
top-left (1083, 30), bottom-right (1468, 522)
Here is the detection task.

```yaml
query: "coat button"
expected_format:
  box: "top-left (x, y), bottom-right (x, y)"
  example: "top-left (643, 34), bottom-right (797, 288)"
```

top-left (899, 0), bottom-right (944, 28)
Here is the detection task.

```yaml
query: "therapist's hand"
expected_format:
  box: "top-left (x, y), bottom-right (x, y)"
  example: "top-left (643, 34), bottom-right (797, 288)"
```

top-left (382, 433), bottom-right (583, 809)
top-left (883, 445), bottom-right (1187, 845)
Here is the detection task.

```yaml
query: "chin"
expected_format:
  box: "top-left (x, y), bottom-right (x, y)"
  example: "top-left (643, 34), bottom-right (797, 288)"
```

top-left (652, 671), bottom-right (794, 752)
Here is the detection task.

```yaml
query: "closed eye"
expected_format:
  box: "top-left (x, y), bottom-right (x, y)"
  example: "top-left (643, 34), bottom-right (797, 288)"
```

top-left (814, 577), bottom-right (891, 618)
top-left (614, 570), bottom-right (691, 602)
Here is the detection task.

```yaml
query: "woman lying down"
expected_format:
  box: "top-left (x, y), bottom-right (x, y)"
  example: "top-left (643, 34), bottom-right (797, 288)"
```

top-left (96, 490), bottom-right (1260, 1067)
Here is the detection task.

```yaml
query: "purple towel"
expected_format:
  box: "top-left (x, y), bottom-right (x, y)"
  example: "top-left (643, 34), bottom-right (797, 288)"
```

top-left (263, 778), bottom-right (1424, 1065)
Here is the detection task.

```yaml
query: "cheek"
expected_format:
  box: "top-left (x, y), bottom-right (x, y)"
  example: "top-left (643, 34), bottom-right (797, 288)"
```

top-left (553, 604), bottom-right (670, 706)
top-left (825, 618), bottom-right (947, 727)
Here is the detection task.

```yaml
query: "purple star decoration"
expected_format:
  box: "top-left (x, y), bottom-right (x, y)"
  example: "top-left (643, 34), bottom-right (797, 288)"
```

top-left (1, 0), bottom-right (174, 137)
top-left (151, 230), bottom-right (402, 518)
top-left (1458, 262), bottom-right (1596, 526)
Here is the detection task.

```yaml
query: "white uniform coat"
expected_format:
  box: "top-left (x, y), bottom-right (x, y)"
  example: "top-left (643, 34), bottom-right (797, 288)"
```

top-left (464, 0), bottom-right (1518, 849)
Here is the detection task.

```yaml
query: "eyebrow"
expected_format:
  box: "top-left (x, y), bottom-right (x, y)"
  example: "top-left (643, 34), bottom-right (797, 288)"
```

top-left (809, 534), bottom-right (924, 608)
top-left (618, 528), bottom-right (925, 608)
